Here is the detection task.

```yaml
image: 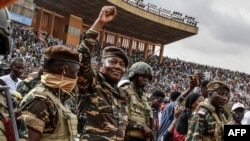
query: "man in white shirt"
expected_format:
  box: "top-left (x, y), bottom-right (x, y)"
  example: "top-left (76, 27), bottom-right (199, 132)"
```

top-left (242, 110), bottom-right (250, 125)
top-left (0, 57), bottom-right (24, 90)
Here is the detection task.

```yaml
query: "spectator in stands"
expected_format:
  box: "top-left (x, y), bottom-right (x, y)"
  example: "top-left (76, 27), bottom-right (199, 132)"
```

top-left (0, 57), bottom-right (24, 91)
top-left (242, 110), bottom-right (250, 125)
top-left (228, 102), bottom-right (245, 125)
top-left (150, 90), bottom-right (165, 140)
top-left (157, 91), bottom-right (181, 141)
top-left (160, 96), bottom-right (170, 112)
top-left (158, 75), bottom-right (198, 141)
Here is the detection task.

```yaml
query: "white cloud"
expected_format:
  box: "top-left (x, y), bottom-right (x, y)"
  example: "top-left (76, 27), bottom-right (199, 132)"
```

top-left (146, 0), bottom-right (250, 74)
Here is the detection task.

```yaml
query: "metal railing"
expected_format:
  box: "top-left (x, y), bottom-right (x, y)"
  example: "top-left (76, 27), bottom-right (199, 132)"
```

top-left (123, 0), bottom-right (199, 27)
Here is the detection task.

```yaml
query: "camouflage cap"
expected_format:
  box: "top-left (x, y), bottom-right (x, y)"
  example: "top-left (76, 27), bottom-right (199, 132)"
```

top-left (44, 45), bottom-right (80, 64)
top-left (102, 46), bottom-right (128, 67)
top-left (206, 80), bottom-right (229, 92)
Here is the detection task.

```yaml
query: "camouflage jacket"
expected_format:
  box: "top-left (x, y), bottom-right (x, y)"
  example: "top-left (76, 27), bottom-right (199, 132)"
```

top-left (17, 76), bottom-right (40, 97)
top-left (185, 99), bottom-right (227, 141)
top-left (77, 30), bottom-right (129, 141)
top-left (0, 89), bottom-right (7, 141)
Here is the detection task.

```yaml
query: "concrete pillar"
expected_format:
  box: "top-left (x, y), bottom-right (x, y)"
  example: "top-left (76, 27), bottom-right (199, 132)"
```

top-left (63, 14), bottom-right (82, 46)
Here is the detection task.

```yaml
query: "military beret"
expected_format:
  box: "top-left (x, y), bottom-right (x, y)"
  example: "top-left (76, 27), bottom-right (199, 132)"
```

top-left (206, 80), bottom-right (230, 92)
top-left (102, 46), bottom-right (128, 67)
top-left (44, 45), bottom-right (80, 64)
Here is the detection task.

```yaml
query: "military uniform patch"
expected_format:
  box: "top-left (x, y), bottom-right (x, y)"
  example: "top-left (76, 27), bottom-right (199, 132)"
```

top-left (135, 108), bottom-right (141, 113)
top-left (214, 83), bottom-right (219, 89)
top-left (79, 53), bottom-right (82, 62)
top-left (198, 109), bottom-right (206, 115)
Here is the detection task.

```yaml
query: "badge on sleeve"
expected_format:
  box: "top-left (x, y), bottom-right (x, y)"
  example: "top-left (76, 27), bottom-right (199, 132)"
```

top-left (79, 53), bottom-right (82, 62)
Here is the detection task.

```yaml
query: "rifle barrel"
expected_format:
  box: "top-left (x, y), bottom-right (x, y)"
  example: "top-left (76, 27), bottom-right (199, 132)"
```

top-left (0, 86), bottom-right (19, 141)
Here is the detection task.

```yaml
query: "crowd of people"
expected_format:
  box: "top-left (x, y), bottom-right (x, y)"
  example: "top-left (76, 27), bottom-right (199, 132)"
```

top-left (1, 20), bottom-right (249, 110)
top-left (0, 1), bottom-right (250, 141)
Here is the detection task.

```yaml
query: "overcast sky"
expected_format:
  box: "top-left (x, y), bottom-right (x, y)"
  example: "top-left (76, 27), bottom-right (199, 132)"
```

top-left (144, 0), bottom-right (250, 74)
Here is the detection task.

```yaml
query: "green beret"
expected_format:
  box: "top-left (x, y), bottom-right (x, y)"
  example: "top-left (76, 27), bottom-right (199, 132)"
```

top-left (44, 45), bottom-right (80, 64)
top-left (206, 80), bottom-right (229, 92)
top-left (102, 46), bottom-right (128, 67)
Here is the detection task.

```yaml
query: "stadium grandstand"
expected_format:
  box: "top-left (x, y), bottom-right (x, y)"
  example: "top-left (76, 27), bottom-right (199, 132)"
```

top-left (3, 0), bottom-right (250, 113)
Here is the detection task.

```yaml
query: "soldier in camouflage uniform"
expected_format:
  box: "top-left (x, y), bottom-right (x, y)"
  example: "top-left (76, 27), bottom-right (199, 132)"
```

top-left (77, 6), bottom-right (129, 141)
top-left (19, 46), bottom-right (80, 141)
top-left (185, 80), bottom-right (230, 141)
top-left (0, 6), bottom-right (23, 141)
top-left (120, 61), bottom-right (154, 141)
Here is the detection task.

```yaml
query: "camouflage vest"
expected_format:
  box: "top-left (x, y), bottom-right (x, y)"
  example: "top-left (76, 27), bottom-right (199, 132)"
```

top-left (199, 100), bottom-right (227, 141)
top-left (21, 84), bottom-right (78, 141)
top-left (0, 87), bottom-right (11, 141)
top-left (122, 85), bottom-right (152, 139)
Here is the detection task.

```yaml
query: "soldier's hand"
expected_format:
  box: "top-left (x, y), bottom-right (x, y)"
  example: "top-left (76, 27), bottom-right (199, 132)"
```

top-left (189, 75), bottom-right (199, 90)
top-left (174, 105), bottom-right (184, 119)
top-left (90, 6), bottom-right (117, 32)
top-left (98, 6), bottom-right (117, 24)
top-left (10, 90), bottom-right (22, 100)
top-left (196, 72), bottom-right (205, 84)
top-left (142, 125), bottom-right (153, 138)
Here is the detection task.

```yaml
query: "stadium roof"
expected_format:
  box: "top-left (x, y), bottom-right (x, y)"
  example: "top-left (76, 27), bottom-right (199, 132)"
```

top-left (34, 0), bottom-right (199, 45)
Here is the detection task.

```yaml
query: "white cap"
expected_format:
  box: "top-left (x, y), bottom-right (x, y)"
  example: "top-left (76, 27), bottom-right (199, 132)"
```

top-left (231, 102), bottom-right (245, 112)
